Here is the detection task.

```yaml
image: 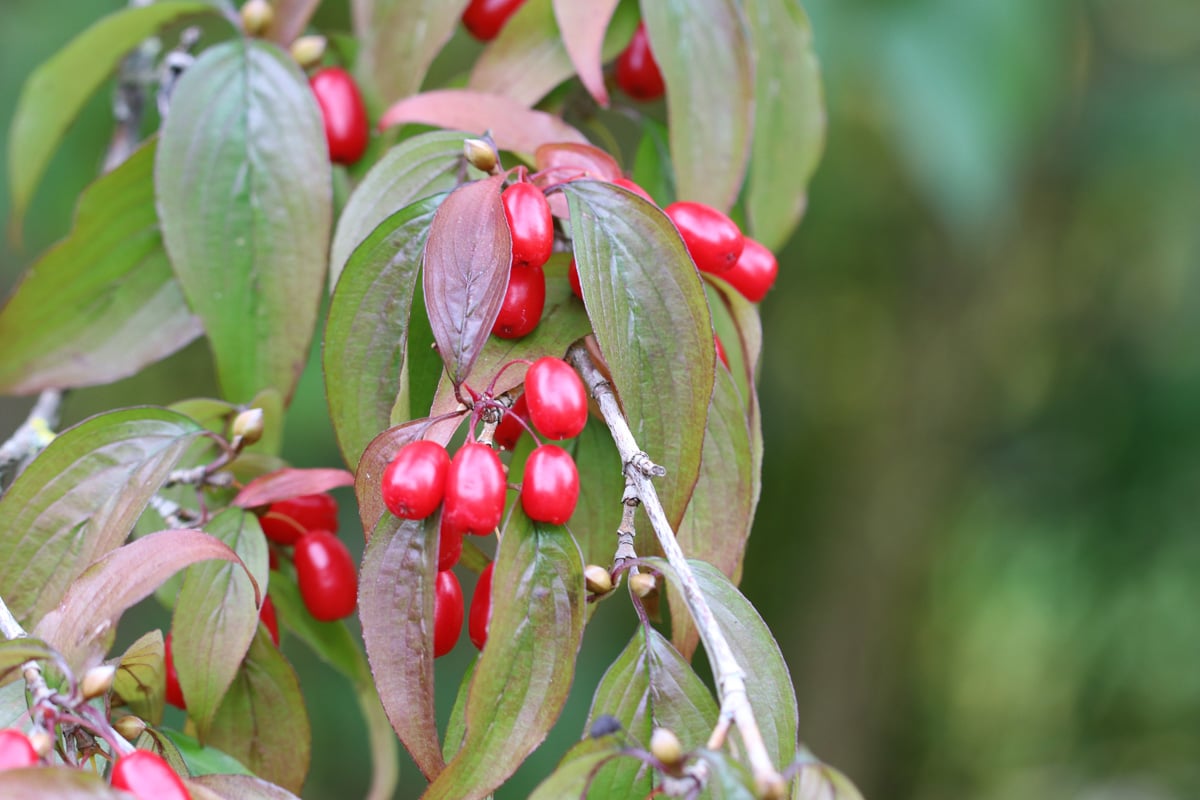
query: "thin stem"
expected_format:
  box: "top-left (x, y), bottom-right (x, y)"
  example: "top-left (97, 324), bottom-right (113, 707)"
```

top-left (566, 343), bottom-right (787, 799)
top-left (0, 389), bottom-right (64, 496)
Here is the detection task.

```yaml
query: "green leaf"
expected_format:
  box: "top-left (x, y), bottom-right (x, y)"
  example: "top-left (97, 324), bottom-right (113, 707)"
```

top-left (0, 141), bottom-right (201, 395)
top-left (163, 728), bottom-right (254, 777)
top-left (173, 509), bottom-right (269, 738)
top-left (207, 630), bottom-right (311, 793)
top-left (793, 759), bottom-right (866, 800)
top-left (0, 407), bottom-right (205, 626)
top-left (33, 530), bottom-right (247, 671)
top-left (563, 180), bottom-right (713, 528)
top-left (0, 682), bottom-right (26, 729)
top-left (640, 0), bottom-right (754, 211)
top-left (424, 513), bottom-right (585, 800)
top-left (0, 767), bottom-right (131, 798)
top-left (528, 736), bottom-right (627, 800)
top-left (329, 131), bottom-right (467, 289)
top-left (631, 118), bottom-right (675, 206)
top-left (324, 195), bottom-right (444, 467)
top-left (6, 1), bottom-right (222, 234)
top-left (743, 0), bottom-right (825, 250)
top-left (134, 726), bottom-right (192, 777)
top-left (585, 626), bottom-right (719, 796)
top-left (0, 639), bottom-right (60, 685)
top-left (566, 421), bottom-right (625, 568)
top-left (111, 629), bottom-right (165, 722)
top-left (359, 514), bottom-right (444, 779)
top-left (352, 0), bottom-right (470, 104)
top-left (693, 749), bottom-right (758, 799)
top-left (157, 38), bottom-right (332, 404)
top-left (442, 656), bottom-right (476, 761)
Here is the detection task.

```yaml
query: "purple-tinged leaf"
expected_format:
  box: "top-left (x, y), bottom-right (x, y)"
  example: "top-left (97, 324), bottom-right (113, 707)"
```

top-left (268, 0), bottom-right (320, 46)
top-left (352, 0), bottom-right (470, 104)
top-left (528, 736), bottom-right (626, 800)
top-left (0, 407), bottom-right (205, 627)
top-left (359, 514), bottom-right (444, 779)
top-left (157, 38), bottom-right (332, 404)
top-left (553, 0), bottom-right (622, 106)
top-left (380, 90), bottom-right (589, 156)
top-left (325, 195), bottom-right (445, 468)
top-left (173, 509), bottom-right (269, 738)
top-left (563, 180), bottom-right (713, 528)
top-left (33, 530), bottom-right (247, 671)
top-left (190, 773), bottom-right (303, 800)
top-left (423, 174), bottom-right (512, 388)
top-left (0, 141), bottom-right (201, 395)
top-left (233, 468), bottom-right (355, 509)
top-left (793, 758), bottom-right (866, 800)
top-left (641, 0), bottom-right (754, 211)
top-left (354, 418), bottom-right (462, 540)
top-left (424, 512), bottom-right (585, 799)
top-left (111, 629), bottom-right (165, 723)
top-left (207, 630), bottom-right (311, 793)
top-left (0, 638), bottom-right (59, 682)
top-left (0, 767), bottom-right (131, 798)
top-left (536, 143), bottom-right (623, 183)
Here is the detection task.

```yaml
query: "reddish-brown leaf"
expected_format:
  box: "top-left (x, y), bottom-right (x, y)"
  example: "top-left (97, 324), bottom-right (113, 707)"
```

top-left (535, 143), bottom-right (623, 184)
top-left (552, 0), bottom-right (621, 106)
top-left (232, 467), bottom-right (355, 509)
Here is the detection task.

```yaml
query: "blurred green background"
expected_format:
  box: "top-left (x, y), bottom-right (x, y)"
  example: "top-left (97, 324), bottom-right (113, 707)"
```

top-left (4, 0), bottom-right (1200, 798)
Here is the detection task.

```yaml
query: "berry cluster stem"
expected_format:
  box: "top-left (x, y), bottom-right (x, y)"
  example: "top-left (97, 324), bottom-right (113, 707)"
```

top-left (566, 344), bottom-right (786, 798)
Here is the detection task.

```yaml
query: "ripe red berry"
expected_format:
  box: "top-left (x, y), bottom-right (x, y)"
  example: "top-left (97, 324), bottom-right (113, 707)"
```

top-left (260, 493), bottom-right (338, 546)
top-left (665, 201), bottom-right (745, 275)
top-left (492, 264), bottom-right (546, 339)
top-left (721, 237), bottom-right (778, 303)
top-left (293, 530), bottom-right (358, 621)
top-left (382, 440), bottom-right (450, 520)
top-left (310, 67), bottom-right (369, 166)
top-left (521, 445), bottom-right (580, 525)
top-left (443, 444), bottom-right (507, 537)
top-left (437, 516), bottom-right (464, 571)
top-left (615, 22), bottom-right (665, 101)
top-left (613, 177), bottom-right (654, 204)
top-left (111, 750), bottom-right (190, 800)
top-left (469, 562), bottom-right (494, 650)
top-left (164, 633), bottom-right (185, 710)
top-left (502, 182), bottom-right (554, 270)
top-left (493, 394), bottom-right (530, 451)
top-left (0, 729), bottom-right (38, 770)
top-left (433, 569), bottom-right (463, 658)
top-left (462, 0), bottom-right (526, 41)
top-left (524, 357), bottom-right (588, 440)
top-left (567, 258), bottom-right (583, 300)
top-left (715, 334), bottom-right (730, 370)
top-left (260, 595), bottom-right (280, 647)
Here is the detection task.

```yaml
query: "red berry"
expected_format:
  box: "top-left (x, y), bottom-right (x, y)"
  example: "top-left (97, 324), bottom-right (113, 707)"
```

top-left (493, 394), bottom-right (530, 451)
top-left (567, 258), bottom-right (583, 300)
top-left (310, 67), bottom-right (369, 166)
top-left (433, 569), bottom-right (463, 658)
top-left (164, 633), bottom-right (185, 710)
top-left (502, 182), bottom-right (554, 270)
top-left (260, 595), bottom-right (280, 647)
top-left (492, 264), bottom-right (546, 339)
top-left (260, 493), bottom-right (338, 546)
top-left (665, 201), bottom-right (744, 275)
top-left (613, 177), bottom-right (654, 204)
top-left (524, 357), bottom-right (588, 440)
top-left (469, 562), bottom-right (494, 650)
top-left (382, 440), bottom-right (450, 520)
top-left (294, 531), bottom-right (358, 621)
top-left (111, 750), bottom-right (190, 800)
top-left (722, 237), bottom-right (778, 303)
top-left (443, 444), bottom-right (507, 537)
top-left (615, 23), bottom-right (665, 101)
top-left (0, 729), bottom-right (38, 770)
top-left (715, 334), bottom-right (730, 369)
top-left (520, 445), bottom-right (579, 525)
top-left (462, 0), bottom-right (526, 41)
top-left (437, 517), bottom-right (464, 571)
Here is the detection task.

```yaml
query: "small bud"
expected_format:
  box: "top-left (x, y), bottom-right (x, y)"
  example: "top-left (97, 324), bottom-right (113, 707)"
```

top-left (755, 773), bottom-right (789, 800)
top-left (240, 0), bottom-right (274, 37)
top-left (80, 665), bottom-right (116, 700)
top-left (584, 565), bottom-right (613, 595)
top-left (649, 727), bottom-right (684, 769)
top-left (290, 35), bottom-right (327, 70)
top-left (463, 137), bottom-right (499, 174)
top-left (113, 715), bottom-right (146, 742)
top-left (589, 714), bottom-right (622, 738)
top-left (232, 408), bottom-right (265, 445)
top-left (28, 730), bottom-right (54, 757)
top-left (629, 572), bottom-right (656, 598)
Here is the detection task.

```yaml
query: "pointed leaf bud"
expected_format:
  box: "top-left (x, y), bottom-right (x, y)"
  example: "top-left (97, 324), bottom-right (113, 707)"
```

top-left (584, 565), bottom-right (613, 595)
top-left (290, 35), bottom-right (326, 70)
top-left (649, 727), bottom-right (684, 769)
top-left (28, 730), bottom-right (54, 757)
top-left (80, 665), bottom-right (116, 700)
top-left (464, 137), bottom-right (499, 174)
top-left (240, 0), bottom-right (274, 37)
top-left (629, 572), bottom-right (657, 598)
top-left (113, 715), bottom-right (146, 742)
top-left (232, 408), bottom-right (265, 445)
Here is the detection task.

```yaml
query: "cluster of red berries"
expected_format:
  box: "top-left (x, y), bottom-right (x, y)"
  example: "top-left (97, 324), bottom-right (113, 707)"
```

top-left (493, 179), bottom-right (555, 339)
top-left (381, 357), bottom-right (588, 657)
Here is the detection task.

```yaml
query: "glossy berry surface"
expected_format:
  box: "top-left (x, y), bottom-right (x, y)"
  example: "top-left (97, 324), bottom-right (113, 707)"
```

top-left (613, 177), bottom-right (654, 204)
top-left (567, 258), bottom-right (583, 300)
top-left (111, 750), bottom-right (190, 800)
top-left (437, 517), bottom-right (464, 571)
top-left (722, 237), bottom-right (778, 303)
top-left (0, 729), bottom-right (38, 770)
top-left (665, 201), bottom-right (744, 275)
top-left (382, 440), bottom-right (450, 520)
top-left (443, 444), bottom-right (507, 536)
top-left (521, 445), bottom-right (580, 525)
top-left (524, 357), bottom-right (588, 440)
top-left (433, 569), bottom-right (463, 658)
top-left (260, 595), bottom-right (280, 647)
top-left (164, 633), bottom-right (185, 710)
top-left (260, 493), bottom-right (338, 546)
top-left (492, 264), bottom-right (546, 339)
top-left (462, 0), bottom-right (526, 41)
top-left (715, 334), bottom-right (730, 370)
top-left (493, 394), bottom-right (530, 451)
top-left (502, 182), bottom-right (555, 270)
top-left (615, 23), bottom-right (665, 101)
top-left (294, 530), bottom-right (358, 621)
top-left (310, 67), bottom-right (369, 166)
top-left (469, 562), bottom-right (494, 650)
